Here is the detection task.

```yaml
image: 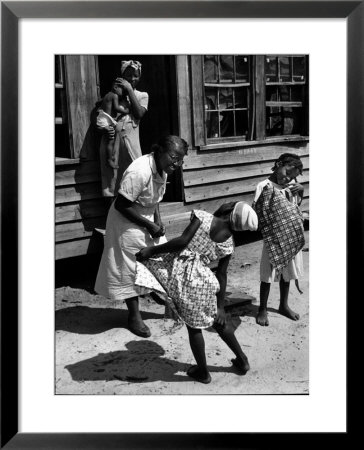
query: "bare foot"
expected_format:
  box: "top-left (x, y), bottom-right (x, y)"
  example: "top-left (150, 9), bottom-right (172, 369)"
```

top-left (231, 357), bottom-right (250, 375)
top-left (256, 309), bottom-right (269, 326)
top-left (278, 305), bottom-right (300, 321)
top-left (187, 365), bottom-right (211, 384)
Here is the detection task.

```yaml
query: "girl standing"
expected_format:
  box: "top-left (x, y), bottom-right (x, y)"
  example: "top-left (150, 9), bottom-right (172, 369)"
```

top-left (253, 153), bottom-right (305, 327)
top-left (135, 201), bottom-right (258, 384)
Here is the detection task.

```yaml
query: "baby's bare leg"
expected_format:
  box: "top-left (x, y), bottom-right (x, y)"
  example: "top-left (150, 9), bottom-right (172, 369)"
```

top-left (107, 138), bottom-right (118, 169)
top-left (278, 278), bottom-right (300, 321)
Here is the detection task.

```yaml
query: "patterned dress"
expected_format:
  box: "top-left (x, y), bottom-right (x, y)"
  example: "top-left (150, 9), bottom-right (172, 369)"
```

top-left (135, 210), bottom-right (234, 329)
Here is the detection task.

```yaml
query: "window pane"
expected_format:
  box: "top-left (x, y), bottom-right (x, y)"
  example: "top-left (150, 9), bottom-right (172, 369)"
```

top-left (219, 55), bottom-right (234, 81)
top-left (266, 106), bottom-right (303, 136)
top-left (220, 111), bottom-right (235, 137)
top-left (266, 56), bottom-right (278, 82)
top-left (205, 111), bottom-right (220, 138)
top-left (293, 56), bottom-right (306, 82)
top-left (235, 110), bottom-right (249, 137)
top-left (219, 88), bottom-right (233, 109)
top-left (279, 85), bottom-right (290, 101)
top-left (279, 56), bottom-right (291, 82)
top-left (235, 56), bottom-right (249, 82)
top-left (290, 85), bottom-right (304, 101)
top-left (234, 87), bottom-right (247, 108)
top-left (204, 55), bottom-right (218, 82)
top-left (266, 86), bottom-right (278, 102)
top-left (55, 89), bottom-right (63, 117)
top-left (205, 87), bottom-right (218, 111)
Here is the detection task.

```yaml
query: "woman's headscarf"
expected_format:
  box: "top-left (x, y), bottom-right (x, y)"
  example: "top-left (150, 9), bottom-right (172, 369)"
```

top-left (121, 60), bottom-right (142, 76)
top-left (230, 201), bottom-right (258, 231)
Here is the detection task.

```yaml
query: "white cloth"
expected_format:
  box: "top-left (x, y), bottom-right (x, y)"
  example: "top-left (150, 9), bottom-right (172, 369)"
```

top-left (95, 154), bottom-right (167, 300)
top-left (96, 109), bottom-right (117, 128)
top-left (230, 201), bottom-right (258, 231)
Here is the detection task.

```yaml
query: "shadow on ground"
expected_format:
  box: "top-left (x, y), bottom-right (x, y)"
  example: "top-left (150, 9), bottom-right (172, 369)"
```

top-left (65, 340), bottom-right (239, 384)
top-left (56, 306), bottom-right (164, 334)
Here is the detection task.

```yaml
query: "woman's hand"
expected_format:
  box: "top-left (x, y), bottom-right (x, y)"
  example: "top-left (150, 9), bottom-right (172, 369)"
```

top-left (214, 306), bottom-right (227, 327)
top-left (116, 77), bottom-right (133, 94)
top-left (135, 247), bottom-right (154, 262)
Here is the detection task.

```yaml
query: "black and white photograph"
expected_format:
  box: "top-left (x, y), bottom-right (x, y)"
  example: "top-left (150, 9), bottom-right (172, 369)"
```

top-left (55, 54), bottom-right (310, 395)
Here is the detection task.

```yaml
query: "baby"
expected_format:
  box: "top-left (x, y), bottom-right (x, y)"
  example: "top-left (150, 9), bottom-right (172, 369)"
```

top-left (96, 80), bottom-right (130, 169)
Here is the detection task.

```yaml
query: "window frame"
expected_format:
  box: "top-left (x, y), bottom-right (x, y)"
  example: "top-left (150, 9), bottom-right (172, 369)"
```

top-left (191, 54), bottom-right (309, 150)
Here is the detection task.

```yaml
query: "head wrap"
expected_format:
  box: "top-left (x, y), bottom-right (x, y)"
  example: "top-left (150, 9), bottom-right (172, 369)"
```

top-left (230, 201), bottom-right (258, 231)
top-left (121, 60), bottom-right (142, 76)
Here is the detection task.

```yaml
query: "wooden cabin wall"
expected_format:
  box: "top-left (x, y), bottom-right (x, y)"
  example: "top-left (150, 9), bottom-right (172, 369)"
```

top-left (55, 55), bottom-right (310, 260)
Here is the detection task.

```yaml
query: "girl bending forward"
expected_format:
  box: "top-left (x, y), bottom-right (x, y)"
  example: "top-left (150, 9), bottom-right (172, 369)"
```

top-left (135, 201), bottom-right (258, 384)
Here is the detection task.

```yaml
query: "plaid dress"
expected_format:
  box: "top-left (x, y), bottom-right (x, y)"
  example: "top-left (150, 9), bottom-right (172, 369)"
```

top-left (254, 180), bottom-right (305, 281)
top-left (135, 210), bottom-right (234, 329)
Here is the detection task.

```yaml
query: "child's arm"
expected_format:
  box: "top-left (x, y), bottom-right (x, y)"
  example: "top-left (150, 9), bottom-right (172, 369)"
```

top-left (111, 93), bottom-right (129, 115)
top-left (135, 216), bottom-right (201, 260)
top-left (117, 78), bottom-right (146, 120)
top-left (214, 255), bottom-right (231, 326)
top-left (288, 182), bottom-right (304, 205)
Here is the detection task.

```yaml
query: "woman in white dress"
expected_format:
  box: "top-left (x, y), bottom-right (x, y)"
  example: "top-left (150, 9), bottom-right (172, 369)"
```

top-left (95, 135), bottom-right (188, 338)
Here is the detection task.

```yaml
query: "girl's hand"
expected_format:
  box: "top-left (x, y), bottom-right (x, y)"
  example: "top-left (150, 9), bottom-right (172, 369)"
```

top-left (148, 223), bottom-right (165, 239)
top-left (214, 307), bottom-right (227, 327)
top-left (135, 247), bottom-right (154, 262)
top-left (288, 182), bottom-right (304, 196)
top-left (116, 78), bottom-right (133, 93)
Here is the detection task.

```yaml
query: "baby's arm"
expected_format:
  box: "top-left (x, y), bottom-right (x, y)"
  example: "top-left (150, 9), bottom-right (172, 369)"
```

top-left (112, 94), bottom-right (129, 115)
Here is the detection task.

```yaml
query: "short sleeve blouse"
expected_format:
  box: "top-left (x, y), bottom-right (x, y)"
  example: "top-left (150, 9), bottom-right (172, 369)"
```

top-left (118, 153), bottom-right (167, 207)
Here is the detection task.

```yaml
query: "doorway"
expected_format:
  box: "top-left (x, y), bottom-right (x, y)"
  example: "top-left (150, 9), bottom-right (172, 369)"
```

top-left (97, 55), bottom-right (182, 202)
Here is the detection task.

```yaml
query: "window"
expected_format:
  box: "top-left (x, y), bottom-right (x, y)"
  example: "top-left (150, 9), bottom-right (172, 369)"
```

top-left (265, 55), bottom-right (308, 136)
top-left (192, 54), bottom-right (309, 148)
top-left (203, 55), bottom-right (252, 140)
top-left (55, 56), bottom-right (71, 158)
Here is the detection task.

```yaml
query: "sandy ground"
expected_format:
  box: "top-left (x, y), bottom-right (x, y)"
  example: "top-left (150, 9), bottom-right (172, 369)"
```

top-left (55, 231), bottom-right (309, 395)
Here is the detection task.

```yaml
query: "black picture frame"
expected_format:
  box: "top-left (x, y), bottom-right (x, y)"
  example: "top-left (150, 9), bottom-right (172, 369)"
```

top-left (1, 1), bottom-right (358, 448)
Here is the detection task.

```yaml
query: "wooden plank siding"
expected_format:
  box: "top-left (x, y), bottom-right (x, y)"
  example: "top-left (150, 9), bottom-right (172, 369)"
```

top-left (55, 56), bottom-right (310, 260)
top-left (182, 143), bottom-right (309, 204)
top-left (63, 55), bottom-right (99, 158)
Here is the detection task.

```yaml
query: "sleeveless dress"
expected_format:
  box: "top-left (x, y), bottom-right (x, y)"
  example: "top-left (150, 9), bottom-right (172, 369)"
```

top-left (135, 210), bottom-right (234, 329)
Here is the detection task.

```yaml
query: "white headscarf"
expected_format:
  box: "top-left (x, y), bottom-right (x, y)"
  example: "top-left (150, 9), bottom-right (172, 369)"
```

top-left (230, 201), bottom-right (258, 231)
top-left (121, 60), bottom-right (142, 76)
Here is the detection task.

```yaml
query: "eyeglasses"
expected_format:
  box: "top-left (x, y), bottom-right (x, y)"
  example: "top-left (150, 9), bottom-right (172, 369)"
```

top-left (167, 151), bottom-right (184, 166)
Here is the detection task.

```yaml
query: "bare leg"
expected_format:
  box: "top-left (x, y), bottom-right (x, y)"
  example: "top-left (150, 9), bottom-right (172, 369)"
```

top-left (125, 296), bottom-right (151, 338)
top-left (213, 321), bottom-right (250, 375)
top-left (107, 139), bottom-right (119, 169)
top-left (186, 326), bottom-right (211, 384)
top-left (278, 278), bottom-right (300, 321)
top-left (256, 281), bottom-right (270, 326)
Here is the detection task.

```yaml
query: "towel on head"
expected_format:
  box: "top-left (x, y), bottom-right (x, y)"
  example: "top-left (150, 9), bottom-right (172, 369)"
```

top-left (230, 202), bottom-right (258, 231)
top-left (121, 60), bottom-right (142, 76)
